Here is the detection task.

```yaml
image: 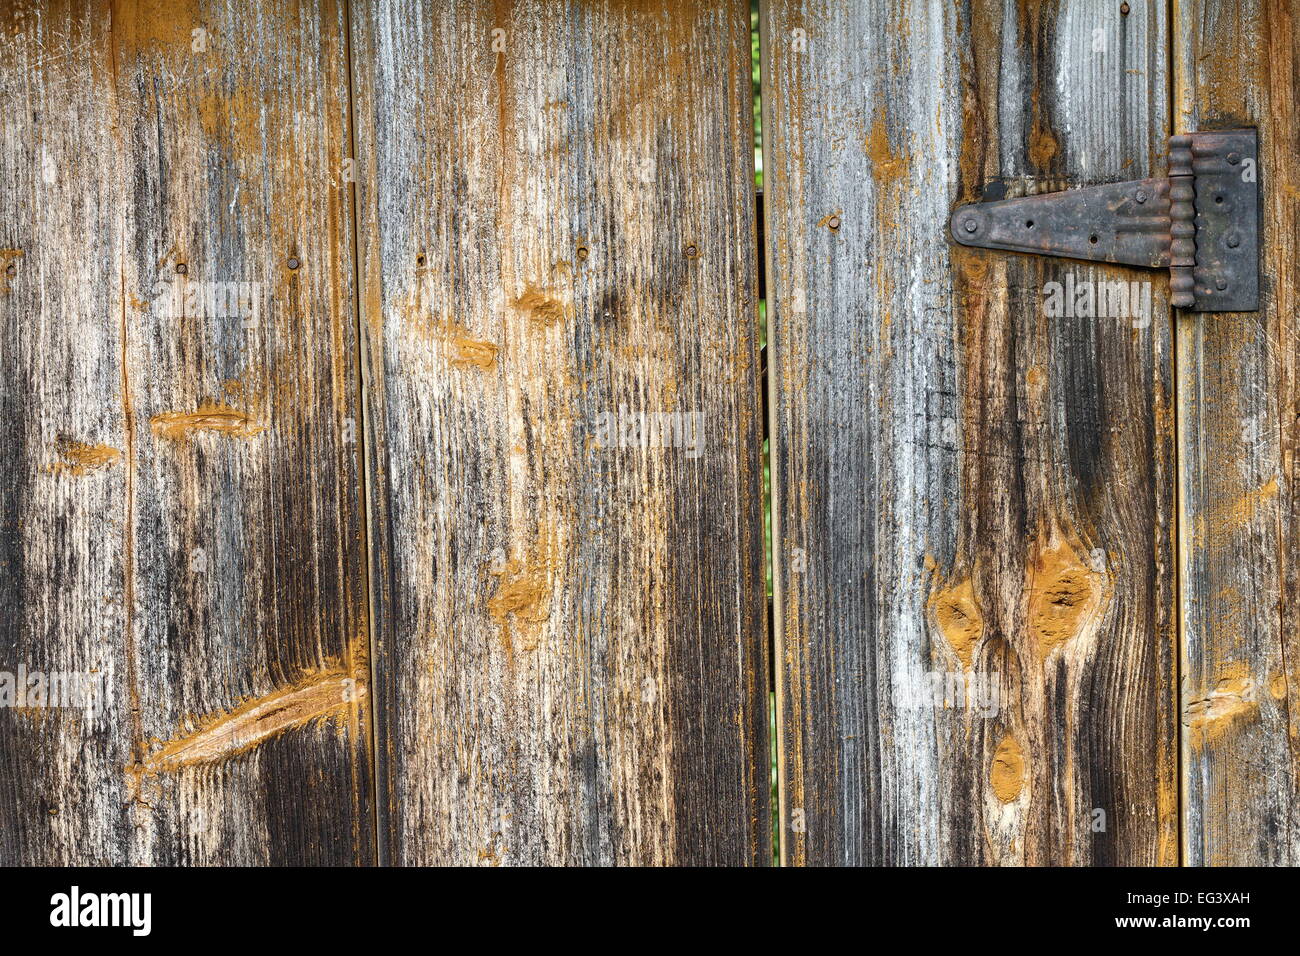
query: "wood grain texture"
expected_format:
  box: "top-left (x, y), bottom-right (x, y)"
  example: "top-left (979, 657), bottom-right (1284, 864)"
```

top-left (762, 0), bottom-right (1178, 864)
top-left (1175, 0), bottom-right (1300, 866)
top-left (350, 0), bottom-right (769, 864)
top-left (0, 0), bottom-right (373, 864)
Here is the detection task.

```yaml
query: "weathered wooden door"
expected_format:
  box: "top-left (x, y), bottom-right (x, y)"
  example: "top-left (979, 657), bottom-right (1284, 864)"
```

top-left (1, 0), bottom-right (1296, 867)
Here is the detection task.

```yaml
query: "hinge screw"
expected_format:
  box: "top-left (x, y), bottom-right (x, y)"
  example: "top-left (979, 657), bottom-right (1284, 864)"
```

top-left (962, 218), bottom-right (978, 233)
top-left (1226, 233), bottom-right (1241, 248)
top-left (1135, 189), bottom-right (1147, 203)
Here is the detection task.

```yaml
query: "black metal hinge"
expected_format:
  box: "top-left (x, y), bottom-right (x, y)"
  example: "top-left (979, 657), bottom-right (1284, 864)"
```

top-left (949, 129), bottom-right (1259, 312)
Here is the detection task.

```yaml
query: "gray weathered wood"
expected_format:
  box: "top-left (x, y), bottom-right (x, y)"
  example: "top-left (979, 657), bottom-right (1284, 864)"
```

top-left (350, 0), bottom-right (770, 865)
top-left (762, 0), bottom-right (1178, 865)
top-left (1175, 0), bottom-right (1300, 866)
top-left (0, 0), bottom-right (373, 864)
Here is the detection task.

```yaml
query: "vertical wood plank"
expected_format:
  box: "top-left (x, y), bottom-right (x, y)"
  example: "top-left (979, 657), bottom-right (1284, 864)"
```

top-left (763, 0), bottom-right (1178, 864)
top-left (0, 0), bottom-right (373, 864)
top-left (350, 0), bottom-right (769, 864)
top-left (1175, 0), bottom-right (1300, 866)
top-left (0, 0), bottom-right (133, 864)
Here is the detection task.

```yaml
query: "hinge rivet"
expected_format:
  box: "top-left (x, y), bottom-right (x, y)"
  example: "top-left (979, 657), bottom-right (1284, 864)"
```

top-left (1227, 152), bottom-right (1241, 165)
top-left (1135, 190), bottom-right (1147, 203)
top-left (1226, 233), bottom-right (1241, 248)
top-left (1216, 279), bottom-right (1228, 290)
top-left (962, 218), bottom-right (978, 233)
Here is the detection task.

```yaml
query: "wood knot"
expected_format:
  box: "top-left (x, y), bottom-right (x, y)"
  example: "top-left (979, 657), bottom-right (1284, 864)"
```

top-left (928, 576), bottom-right (983, 670)
top-left (1186, 664), bottom-right (1260, 749)
top-left (514, 287), bottom-right (570, 324)
top-left (990, 734), bottom-right (1025, 803)
top-left (1026, 533), bottom-right (1109, 659)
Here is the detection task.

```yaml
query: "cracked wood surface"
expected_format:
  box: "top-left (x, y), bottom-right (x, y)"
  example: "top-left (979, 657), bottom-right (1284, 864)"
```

top-left (762, 0), bottom-right (1177, 864)
top-left (0, 0), bottom-right (372, 864)
top-left (350, 0), bottom-right (769, 864)
top-left (1175, 0), bottom-right (1300, 866)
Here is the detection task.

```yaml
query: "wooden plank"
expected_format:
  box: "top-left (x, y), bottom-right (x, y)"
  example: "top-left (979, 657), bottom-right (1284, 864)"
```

top-left (762, 0), bottom-right (1178, 864)
top-left (350, 0), bottom-right (769, 864)
top-left (0, 0), bottom-right (372, 864)
top-left (1175, 0), bottom-right (1300, 866)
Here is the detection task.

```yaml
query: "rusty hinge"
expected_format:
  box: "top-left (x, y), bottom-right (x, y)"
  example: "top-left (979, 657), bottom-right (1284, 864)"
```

top-left (949, 129), bottom-right (1258, 312)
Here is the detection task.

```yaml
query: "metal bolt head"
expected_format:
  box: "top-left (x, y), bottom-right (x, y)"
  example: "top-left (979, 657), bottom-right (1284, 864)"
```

top-left (287, 256), bottom-right (300, 270)
top-left (827, 215), bottom-right (841, 230)
top-left (962, 218), bottom-right (978, 234)
top-left (4, 264), bottom-right (14, 278)
top-left (684, 244), bottom-right (699, 259)
top-left (175, 263), bottom-right (187, 275)
top-left (1227, 152), bottom-right (1241, 165)
top-left (576, 245), bottom-right (589, 261)
top-left (1134, 189), bottom-right (1147, 203)
top-left (1215, 278), bottom-right (1228, 290)
top-left (1120, 1), bottom-right (1130, 13)
top-left (1226, 232), bottom-right (1241, 248)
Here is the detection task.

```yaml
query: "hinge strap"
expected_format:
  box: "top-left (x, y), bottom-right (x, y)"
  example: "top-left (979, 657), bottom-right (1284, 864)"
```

top-left (949, 129), bottom-right (1258, 313)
